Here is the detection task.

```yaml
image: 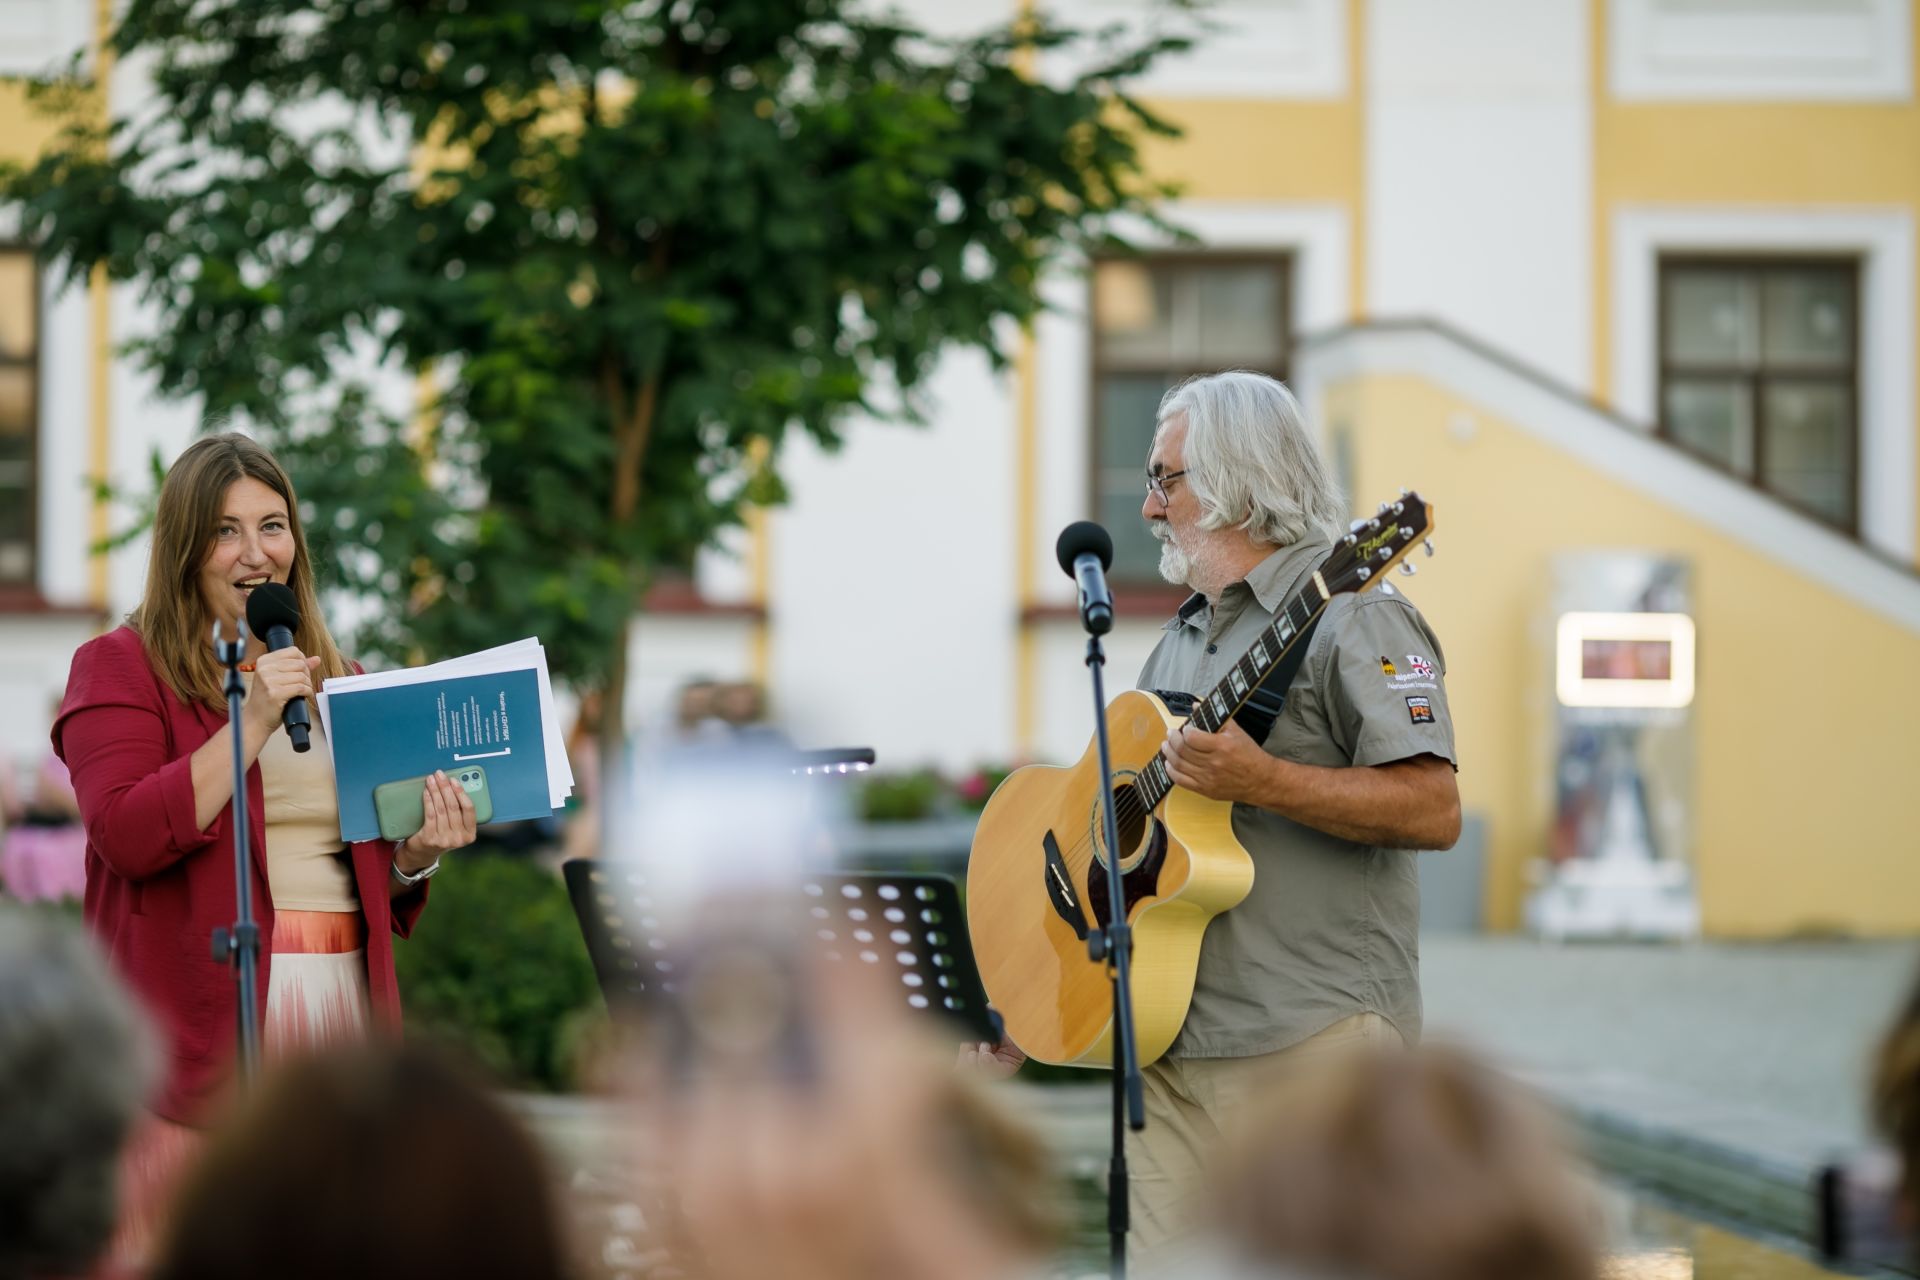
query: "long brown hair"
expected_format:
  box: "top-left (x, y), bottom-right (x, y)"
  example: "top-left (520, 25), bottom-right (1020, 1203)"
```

top-left (150, 1042), bottom-right (572, 1280)
top-left (129, 433), bottom-right (350, 708)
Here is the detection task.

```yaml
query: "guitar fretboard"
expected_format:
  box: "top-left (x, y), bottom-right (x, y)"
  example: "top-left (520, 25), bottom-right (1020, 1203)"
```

top-left (1134, 570), bottom-right (1333, 812)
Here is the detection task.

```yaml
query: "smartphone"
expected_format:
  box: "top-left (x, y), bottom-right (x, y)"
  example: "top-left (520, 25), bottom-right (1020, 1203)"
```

top-left (372, 766), bottom-right (493, 842)
top-left (1817, 1150), bottom-right (1914, 1272)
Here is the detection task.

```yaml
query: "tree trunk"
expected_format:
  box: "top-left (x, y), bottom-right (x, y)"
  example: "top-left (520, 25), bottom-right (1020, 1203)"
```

top-left (594, 608), bottom-right (632, 859)
top-left (599, 351), bottom-right (668, 767)
top-left (592, 238), bottom-right (670, 846)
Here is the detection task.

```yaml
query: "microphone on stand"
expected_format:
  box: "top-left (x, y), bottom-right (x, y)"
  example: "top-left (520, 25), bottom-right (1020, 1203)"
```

top-left (1056, 521), bottom-right (1115, 636)
top-left (244, 582), bottom-right (312, 753)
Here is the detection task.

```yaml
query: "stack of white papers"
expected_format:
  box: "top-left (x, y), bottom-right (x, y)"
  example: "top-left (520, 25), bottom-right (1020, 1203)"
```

top-left (316, 638), bottom-right (575, 820)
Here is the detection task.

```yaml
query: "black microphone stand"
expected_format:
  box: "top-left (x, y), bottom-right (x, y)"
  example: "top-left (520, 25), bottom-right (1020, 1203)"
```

top-left (210, 619), bottom-right (263, 1085)
top-left (1081, 617), bottom-right (1147, 1279)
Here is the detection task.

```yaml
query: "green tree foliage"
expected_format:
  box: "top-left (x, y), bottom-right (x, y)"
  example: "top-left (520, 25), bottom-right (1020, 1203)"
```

top-left (392, 851), bottom-right (600, 1091)
top-left (4, 0), bottom-right (1182, 739)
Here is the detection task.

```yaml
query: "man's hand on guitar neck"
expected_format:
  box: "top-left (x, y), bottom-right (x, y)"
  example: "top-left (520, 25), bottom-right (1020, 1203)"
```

top-left (1162, 720), bottom-right (1462, 851)
top-left (1160, 718), bottom-right (1276, 807)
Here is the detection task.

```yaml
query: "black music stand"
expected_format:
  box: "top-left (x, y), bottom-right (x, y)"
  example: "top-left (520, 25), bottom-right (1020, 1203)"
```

top-left (562, 861), bottom-right (996, 1044)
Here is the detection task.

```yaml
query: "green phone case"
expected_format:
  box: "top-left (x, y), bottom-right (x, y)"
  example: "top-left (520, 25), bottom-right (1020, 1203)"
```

top-left (371, 766), bottom-right (494, 842)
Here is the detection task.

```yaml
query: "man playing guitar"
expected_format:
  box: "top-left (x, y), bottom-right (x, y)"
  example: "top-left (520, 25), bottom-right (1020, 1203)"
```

top-left (963, 369), bottom-right (1461, 1256)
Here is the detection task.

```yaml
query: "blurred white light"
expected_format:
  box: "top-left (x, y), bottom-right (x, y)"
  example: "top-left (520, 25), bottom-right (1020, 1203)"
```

top-left (1555, 611), bottom-right (1696, 709)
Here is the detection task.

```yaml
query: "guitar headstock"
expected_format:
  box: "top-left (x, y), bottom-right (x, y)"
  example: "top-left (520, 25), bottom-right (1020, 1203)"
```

top-left (1321, 491), bottom-right (1436, 597)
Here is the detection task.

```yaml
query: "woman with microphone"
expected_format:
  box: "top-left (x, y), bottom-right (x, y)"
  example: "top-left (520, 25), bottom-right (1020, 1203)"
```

top-left (52, 432), bottom-right (477, 1263)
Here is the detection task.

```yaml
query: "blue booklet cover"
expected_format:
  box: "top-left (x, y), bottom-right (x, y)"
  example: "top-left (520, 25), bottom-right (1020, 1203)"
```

top-left (326, 667), bottom-right (554, 842)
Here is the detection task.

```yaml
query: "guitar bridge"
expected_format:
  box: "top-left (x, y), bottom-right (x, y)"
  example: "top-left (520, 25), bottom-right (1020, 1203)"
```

top-left (1042, 831), bottom-right (1089, 941)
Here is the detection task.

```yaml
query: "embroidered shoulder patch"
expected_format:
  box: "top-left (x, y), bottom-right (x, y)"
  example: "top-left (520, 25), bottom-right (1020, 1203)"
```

top-left (1406, 695), bottom-right (1434, 724)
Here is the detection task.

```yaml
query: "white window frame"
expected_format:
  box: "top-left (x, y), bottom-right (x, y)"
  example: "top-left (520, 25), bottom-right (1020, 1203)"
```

top-left (1612, 206), bottom-right (1915, 561)
top-left (1610, 0), bottom-right (1911, 102)
top-left (0, 0), bottom-right (95, 77)
top-left (1031, 201), bottom-right (1351, 604)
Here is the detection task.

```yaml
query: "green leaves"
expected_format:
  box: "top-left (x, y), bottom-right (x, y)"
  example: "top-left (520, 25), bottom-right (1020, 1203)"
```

top-left (5, 0), bottom-right (1181, 705)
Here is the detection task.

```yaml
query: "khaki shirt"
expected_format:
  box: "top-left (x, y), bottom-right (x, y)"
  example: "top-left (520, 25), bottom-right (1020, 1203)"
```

top-left (1135, 538), bottom-right (1458, 1058)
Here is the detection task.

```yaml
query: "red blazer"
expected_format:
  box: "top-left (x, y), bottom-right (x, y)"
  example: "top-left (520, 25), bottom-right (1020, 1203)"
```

top-left (52, 625), bottom-right (430, 1125)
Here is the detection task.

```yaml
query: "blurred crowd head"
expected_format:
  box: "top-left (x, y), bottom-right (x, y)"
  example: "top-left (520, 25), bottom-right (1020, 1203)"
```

top-left (1207, 1043), bottom-right (1599, 1280)
top-left (1873, 959), bottom-right (1920, 1220)
top-left (150, 1040), bottom-right (568, 1280)
top-left (0, 906), bottom-right (156, 1280)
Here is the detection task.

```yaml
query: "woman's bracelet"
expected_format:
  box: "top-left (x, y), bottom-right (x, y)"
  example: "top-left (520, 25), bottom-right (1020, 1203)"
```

top-left (390, 841), bottom-right (442, 887)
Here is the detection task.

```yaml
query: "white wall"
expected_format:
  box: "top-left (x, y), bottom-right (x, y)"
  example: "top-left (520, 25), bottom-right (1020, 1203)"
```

top-left (1366, 0), bottom-right (1592, 392)
top-left (767, 347), bottom-right (1017, 772)
top-left (33, 255), bottom-right (92, 605)
top-left (0, 614), bottom-right (98, 768)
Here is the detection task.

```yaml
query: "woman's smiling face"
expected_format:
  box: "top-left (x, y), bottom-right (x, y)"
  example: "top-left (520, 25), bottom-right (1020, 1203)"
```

top-left (196, 476), bottom-right (295, 628)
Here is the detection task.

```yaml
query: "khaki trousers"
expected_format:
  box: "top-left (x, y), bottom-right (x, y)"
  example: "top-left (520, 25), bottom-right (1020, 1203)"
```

top-left (1125, 1011), bottom-right (1403, 1259)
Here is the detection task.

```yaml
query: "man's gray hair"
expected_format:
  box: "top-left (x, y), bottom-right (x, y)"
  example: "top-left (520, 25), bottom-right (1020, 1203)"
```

top-left (0, 907), bottom-right (156, 1280)
top-left (1156, 370), bottom-right (1346, 547)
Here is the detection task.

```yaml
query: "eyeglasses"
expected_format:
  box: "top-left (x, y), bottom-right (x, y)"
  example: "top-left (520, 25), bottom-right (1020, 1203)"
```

top-left (1146, 469), bottom-right (1188, 504)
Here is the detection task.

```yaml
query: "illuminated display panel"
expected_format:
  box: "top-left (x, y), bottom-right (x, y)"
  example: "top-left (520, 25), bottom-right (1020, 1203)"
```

top-left (1556, 612), bottom-right (1696, 709)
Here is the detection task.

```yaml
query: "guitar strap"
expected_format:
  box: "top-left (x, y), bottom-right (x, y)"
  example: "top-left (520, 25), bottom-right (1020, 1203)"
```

top-left (1231, 608), bottom-right (1323, 745)
top-left (1153, 565), bottom-right (1329, 745)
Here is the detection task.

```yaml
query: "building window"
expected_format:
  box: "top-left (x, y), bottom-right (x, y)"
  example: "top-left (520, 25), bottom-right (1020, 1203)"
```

top-left (0, 248), bottom-right (36, 586)
top-left (1091, 254), bottom-right (1291, 582)
top-left (1658, 257), bottom-right (1858, 530)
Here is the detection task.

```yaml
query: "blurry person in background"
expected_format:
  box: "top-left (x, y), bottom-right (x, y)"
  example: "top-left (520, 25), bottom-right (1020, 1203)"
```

top-left (673, 676), bottom-right (724, 742)
top-left (149, 1041), bottom-right (571, 1280)
top-left (1184, 1044), bottom-right (1598, 1280)
top-left (657, 956), bottom-right (1064, 1280)
top-left (712, 679), bottom-right (789, 748)
top-left (0, 696), bottom-right (88, 903)
top-left (561, 689), bottom-right (605, 862)
top-left (51, 433), bottom-right (475, 1265)
top-left (0, 905), bottom-right (156, 1280)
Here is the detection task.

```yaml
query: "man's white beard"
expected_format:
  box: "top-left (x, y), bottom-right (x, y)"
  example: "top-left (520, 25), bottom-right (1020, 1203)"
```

top-left (1151, 520), bottom-right (1194, 587)
top-left (1152, 517), bottom-right (1242, 596)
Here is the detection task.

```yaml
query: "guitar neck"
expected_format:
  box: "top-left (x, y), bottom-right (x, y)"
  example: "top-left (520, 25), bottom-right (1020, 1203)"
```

top-left (1135, 567), bottom-right (1335, 812)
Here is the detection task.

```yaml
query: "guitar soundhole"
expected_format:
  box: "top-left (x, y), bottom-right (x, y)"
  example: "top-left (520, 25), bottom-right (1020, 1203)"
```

top-left (1110, 783), bottom-right (1148, 865)
top-left (1088, 784), bottom-right (1166, 932)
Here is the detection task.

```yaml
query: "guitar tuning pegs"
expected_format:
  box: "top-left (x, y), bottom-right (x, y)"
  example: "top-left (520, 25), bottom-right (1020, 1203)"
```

top-left (1399, 526), bottom-right (1414, 538)
top-left (1398, 561), bottom-right (1417, 576)
top-left (1344, 532), bottom-right (1359, 547)
top-left (1376, 546), bottom-right (1392, 561)
top-left (1349, 517), bottom-right (1370, 533)
top-left (1423, 537), bottom-right (1435, 557)
top-left (1377, 502), bottom-right (1391, 515)
top-left (1399, 487), bottom-right (1410, 497)
top-left (1357, 566), bottom-right (1372, 582)
top-left (1392, 502), bottom-right (1405, 516)
top-left (1379, 581), bottom-right (1397, 595)
top-left (1368, 518), bottom-right (1382, 531)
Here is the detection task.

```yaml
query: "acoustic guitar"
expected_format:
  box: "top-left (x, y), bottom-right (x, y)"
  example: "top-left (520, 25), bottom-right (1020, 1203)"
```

top-left (966, 493), bottom-right (1436, 1067)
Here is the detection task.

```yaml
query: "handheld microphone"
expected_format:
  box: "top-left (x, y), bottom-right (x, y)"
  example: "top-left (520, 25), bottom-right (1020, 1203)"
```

top-left (1055, 521), bottom-right (1115, 636)
top-left (244, 582), bottom-right (312, 753)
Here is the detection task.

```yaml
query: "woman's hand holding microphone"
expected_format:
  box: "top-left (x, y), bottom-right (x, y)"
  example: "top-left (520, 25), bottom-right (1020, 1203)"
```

top-left (243, 646), bottom-right (322, 745)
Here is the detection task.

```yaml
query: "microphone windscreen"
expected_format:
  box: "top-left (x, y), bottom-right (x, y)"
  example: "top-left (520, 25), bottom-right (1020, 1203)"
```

top-left (1055, 521), bottom-right (1114, 577)
top-left (244, 581), bottom-right (302, 639)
